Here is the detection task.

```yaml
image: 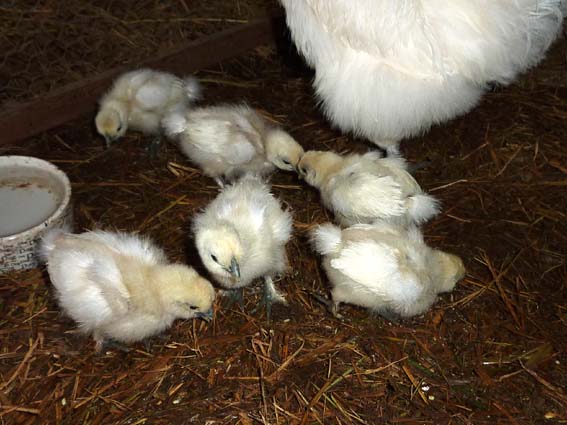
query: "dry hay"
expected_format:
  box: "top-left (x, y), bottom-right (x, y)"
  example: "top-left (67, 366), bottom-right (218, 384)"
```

top-left (1, 11), bottom-right (567, 425)
top-left (0, 0), bottom-right (277, 105)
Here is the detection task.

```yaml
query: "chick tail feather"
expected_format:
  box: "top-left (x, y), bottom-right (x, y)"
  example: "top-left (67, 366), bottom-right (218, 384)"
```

top-left (311, 223), bottom-right (342, 255)
top-left (525, 0), bottom-right (566, 68)
top-left (162, 111), bottom-right (188, 137)
top-left (39, 227), bottom-right (68, 263)
top-left (406, 193), bottom-right (440, 224)
top-left (183, 76), bottom-right (202, 103)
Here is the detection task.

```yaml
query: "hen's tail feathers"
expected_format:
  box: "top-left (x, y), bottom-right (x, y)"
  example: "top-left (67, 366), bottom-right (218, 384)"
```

top-left (311, 223), bottom-right (342, 255)
top-left (162, 111), bottom-right (188, 137)
top-left (183, 76), bottom-right (202, 103)
top-left (39, 227), bottom-right (69, 263)
top-left (407, 193), bottom-right (440, 224)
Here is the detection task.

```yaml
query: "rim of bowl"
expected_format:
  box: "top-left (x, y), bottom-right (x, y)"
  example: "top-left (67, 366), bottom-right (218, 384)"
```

top-left (0, 155), bottom-right (72, 242)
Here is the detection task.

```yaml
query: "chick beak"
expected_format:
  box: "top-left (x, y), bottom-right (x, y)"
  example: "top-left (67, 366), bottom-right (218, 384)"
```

top-left (195, 308), bottom-right (214, 322)
top-left (229, 257), bottom-right (240, 279)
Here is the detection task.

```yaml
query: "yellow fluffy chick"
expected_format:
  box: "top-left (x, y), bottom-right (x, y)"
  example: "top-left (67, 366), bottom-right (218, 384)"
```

top-left (40, 229), bottom-right (215, 351)
top-left (95, 68), bottom-right (200, 147)
top-left (162, 103), bottom-right (304, 186)
top-left (193, 176), bottom-right (292, 318)
top-left (298, 150), bottom-right (439, 226)
top-left (311, 221), bottom-right (465, 319)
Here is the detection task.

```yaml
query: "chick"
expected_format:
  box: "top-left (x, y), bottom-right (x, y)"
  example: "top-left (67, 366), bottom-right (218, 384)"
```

top-left (162, 103), bottom-right (304, 186)
top-left (95, 68), bottom-right (201, 150)
top-left (298, 150), bottom-right (439, 227)
top-left (40, 229), bottom-right (215, 352)
top-left (311, 221), bottom-right (465, 319)
top-left (193, 176), bottom-right (292, 318)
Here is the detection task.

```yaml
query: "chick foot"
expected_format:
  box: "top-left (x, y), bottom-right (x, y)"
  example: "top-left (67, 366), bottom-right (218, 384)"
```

top-left (142, 334), bottom-right (170, 352)
top-left (145, 137), bottom-right (162, 159)
top-left (407, 159), bottom-right (431, 174)
top-left (95, 339), bottom-right (130, 354)
top-left (310, 292), bottom-right (343, 319)
top-left (371, 309), bottom-right (400, 324)
top-left (252, 276), bottom-right (287, 321)
top-left (222, 288), bottom-right (245, 310)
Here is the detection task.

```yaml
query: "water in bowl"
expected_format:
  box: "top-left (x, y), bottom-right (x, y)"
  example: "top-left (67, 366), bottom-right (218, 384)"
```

top-left (0, 180), bottom-right (60, 237)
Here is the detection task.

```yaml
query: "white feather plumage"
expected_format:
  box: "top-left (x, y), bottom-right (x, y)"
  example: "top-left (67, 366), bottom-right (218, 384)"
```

top-left (311, 221), bottom-right (465, 318)
top-left (162, 103), bottom-right (304, 185)
top-left (41, 229), bottom-right (215, 351)
top-left (95, 68), bottom-right (200, 145)
top-left (193, 177), bottom-right (292, 306)
top-left (281, 0), bottom-right (565, 152)
top-left (298, 150), bottom-right (439, 226)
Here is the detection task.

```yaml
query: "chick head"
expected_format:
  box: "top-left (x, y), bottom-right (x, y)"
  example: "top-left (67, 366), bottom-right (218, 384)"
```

top-left (157, 264), bottom-right (216, 321)
top-left (433, 251), bottom-right (465, 293)
top-left (265, 129), bottom-right (305, 172)
top-left (95, 106), bottom-right (127, 147)
top-left (196, 223), bottom-right (244, 284)
top-left (297, 150), bottom-right (342, 187)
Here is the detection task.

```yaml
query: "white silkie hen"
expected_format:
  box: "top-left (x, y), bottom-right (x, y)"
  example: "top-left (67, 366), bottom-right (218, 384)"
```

top-left (40, 229), bottom-right (215, 352)
top-left (298, 150), bottom-right (439, 227)
top-left (280, 0), bottom-right (566, 154)
top-left (311, 221), bottom-right (465, 319)
top-left (95, 68), bottom-right (201, 150)
top-left (162, 103), bottom-right (304, 186)
top-left (193, 176), bottom-right (292, 319)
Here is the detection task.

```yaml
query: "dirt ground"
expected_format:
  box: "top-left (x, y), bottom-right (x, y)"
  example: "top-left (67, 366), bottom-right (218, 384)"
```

top-left (1, 3), bottom-right (566, 424)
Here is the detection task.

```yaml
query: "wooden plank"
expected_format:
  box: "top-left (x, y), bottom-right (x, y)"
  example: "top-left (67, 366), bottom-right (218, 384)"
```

top-left (0, 13), bottom-right (284, 147)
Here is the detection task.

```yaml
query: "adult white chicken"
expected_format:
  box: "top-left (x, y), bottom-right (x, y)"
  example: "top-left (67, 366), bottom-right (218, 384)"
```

top-left (41, 229), bottom-right (215, 352)
top-left (311, 221), bottom-right (465, 319)
top-left (280, 0), bottom-right (566, 154)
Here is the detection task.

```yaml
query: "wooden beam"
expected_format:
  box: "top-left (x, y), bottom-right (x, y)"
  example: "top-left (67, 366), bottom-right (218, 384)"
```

top-left (1, 13), bottom-right (284, 147)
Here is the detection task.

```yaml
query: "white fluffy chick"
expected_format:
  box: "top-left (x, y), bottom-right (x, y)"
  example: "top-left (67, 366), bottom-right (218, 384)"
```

top-left (311, 221), bottom-right (465, 319)
top-left (193, 176), bottom-right (292, 318)
top-left (95, 68), bottom-right (201, 147)
top-left (281, 0), bottom-right (565, 154)
top-left (298, 150), bottom-right (439, 227)
top-left (162, 103), bottom-right (304, 186)
top-left (40, 229), bottom-right (215, 352)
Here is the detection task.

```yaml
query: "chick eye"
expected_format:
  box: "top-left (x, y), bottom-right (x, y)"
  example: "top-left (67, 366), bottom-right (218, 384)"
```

top-left (116, 124), bottom-right (122, 132)
top-left (300, 167), bottom-right (308, 174)
top-left (189, 305), bottom-right (199, 310)
top-left (282, 159), bottom-right (291, 165)
top-left (211, 254), bottom-right (218, 263)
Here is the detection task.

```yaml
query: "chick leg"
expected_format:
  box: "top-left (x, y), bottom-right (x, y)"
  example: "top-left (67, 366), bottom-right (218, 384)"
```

top-left (371, 308), bottom-right (400, 324)
top-left (145, 136), bottom-right (162, 159)
top-left (311, 292), bottom-right (343, 319)
top-left (95, 338), bottom-right (130, 354)
top-left (255, 276), bottom-right (287, 321)
top-left (222, 288), bottom-right (245, 310)
top-left (406, 160), bottom-right (431, 174)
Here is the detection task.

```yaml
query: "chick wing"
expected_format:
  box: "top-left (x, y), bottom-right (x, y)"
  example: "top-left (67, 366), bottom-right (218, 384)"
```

top-left (326, 167), bottom-right (406, 220)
